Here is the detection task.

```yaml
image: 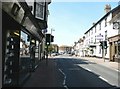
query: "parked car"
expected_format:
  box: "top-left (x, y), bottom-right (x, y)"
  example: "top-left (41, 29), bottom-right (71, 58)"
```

top-left (51, 52), bottom-right (58, 56)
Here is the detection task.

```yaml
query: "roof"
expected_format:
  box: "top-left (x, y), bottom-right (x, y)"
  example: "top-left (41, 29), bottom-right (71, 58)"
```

top-left (84, 5), bottom-right (120, 34)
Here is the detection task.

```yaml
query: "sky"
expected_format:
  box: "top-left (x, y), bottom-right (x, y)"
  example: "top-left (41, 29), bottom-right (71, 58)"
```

top-left (47, 1), bottom-right (119, 46)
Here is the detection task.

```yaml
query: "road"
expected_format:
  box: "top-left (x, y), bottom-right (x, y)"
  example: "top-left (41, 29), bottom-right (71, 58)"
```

top-left (54, 55), bottom-right (119, 88)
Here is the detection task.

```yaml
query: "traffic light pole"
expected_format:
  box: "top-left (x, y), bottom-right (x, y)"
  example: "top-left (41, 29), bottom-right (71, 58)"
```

top-left (103, 41), bottom-right (105, 62)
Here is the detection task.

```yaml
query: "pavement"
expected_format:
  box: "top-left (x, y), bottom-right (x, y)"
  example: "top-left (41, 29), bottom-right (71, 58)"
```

top-left (22, 55), bottom-right (120, 87)
top-left (76, 56), bottom-right (120, 72)
top-left (22, 58), bottom-right (64, 87)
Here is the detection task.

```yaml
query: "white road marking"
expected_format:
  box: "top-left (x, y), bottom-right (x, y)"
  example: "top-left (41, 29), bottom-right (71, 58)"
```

top-left (64, 85), bottom-right (69, 89)
top-left (114, 69), bottom-right (120, 72)
top-left (85, 68), bottom-right (92, 72)
top-left (59, 69), bottom-right (68, 89)
top-left (99, 76), bottom-right (108, 82)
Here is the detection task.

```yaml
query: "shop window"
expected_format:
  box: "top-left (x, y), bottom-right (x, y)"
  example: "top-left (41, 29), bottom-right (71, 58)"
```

top-left (99, 47), bottom-right (101, 54)
top-left (3, 30), bottom-right (20, 86)
top-left (35, 41), bottom-right (39, 58)
top-left (105, 49), bottom-right (107, 56)
top-left (118, 42), bottom-right (120, 56)
top-left (20, 31), bottom-right (30, 57)
top-left (19, 31), bottom-right (31, 84)
top-left (115, 44), bottom-right (117, 54)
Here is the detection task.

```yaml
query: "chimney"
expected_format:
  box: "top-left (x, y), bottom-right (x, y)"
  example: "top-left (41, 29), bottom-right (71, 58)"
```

top-left (92, 22), bottom-right (96, 25)
top-left (104, 4), bottom-right (111, 14)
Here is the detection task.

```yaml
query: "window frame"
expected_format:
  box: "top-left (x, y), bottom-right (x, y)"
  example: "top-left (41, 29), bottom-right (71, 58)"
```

top-left (34, 0), bottom-right (45, 20)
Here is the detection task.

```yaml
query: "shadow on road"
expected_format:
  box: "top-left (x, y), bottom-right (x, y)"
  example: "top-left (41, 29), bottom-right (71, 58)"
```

top-left (56, 58), bottom-right (118, 88)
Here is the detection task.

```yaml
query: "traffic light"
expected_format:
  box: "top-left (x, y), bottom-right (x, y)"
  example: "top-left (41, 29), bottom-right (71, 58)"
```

top-left (100, 41), bottom-right (103, 46)
top-left (45, 34), bottom-right (54, 45)
top-left (99, 41), bottom-right (107, 49)
top-left (51, 35), bottom-right (54, 42)
top-left (104, 41), bottom-right (107, 49)
top-left (99, 41), bottom-right (103, 49)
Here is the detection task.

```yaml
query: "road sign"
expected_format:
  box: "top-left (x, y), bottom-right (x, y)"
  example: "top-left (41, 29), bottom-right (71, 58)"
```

top-left (96, 34), bottom-right (104, 41)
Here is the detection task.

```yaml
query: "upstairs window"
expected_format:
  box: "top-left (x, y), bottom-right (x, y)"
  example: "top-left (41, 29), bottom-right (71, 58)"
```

top-left (95, 26), bottom-right (96, 33)
top-left (105, 18), bottom-right (107, 27)
top-left (99, 23), bottom-right (101, 30)
top-left (105, 30), bottom-right (107, 40)
top-left (35, 0), bottom-right (45, 20)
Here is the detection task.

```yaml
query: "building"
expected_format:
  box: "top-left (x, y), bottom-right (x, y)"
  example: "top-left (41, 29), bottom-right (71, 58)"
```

top-left (73, 36), bottom-right (85, 57)
top-left (59, 45), bottom-right (72, 54)
top-left (109, 9), bottom-right (120, 62)
top-left (84, 5), bottom-right (120, 61)
top-left (2, 0), bottom-right (51, 87)
top-left (52, 44), bottom-right (59, 53)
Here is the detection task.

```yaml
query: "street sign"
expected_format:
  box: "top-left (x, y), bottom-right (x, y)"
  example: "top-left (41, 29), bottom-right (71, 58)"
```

top-left (96, 34), bottom-right (104, 41)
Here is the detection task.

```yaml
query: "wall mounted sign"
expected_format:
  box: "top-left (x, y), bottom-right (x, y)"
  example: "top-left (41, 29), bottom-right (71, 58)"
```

top-left (113, 22), bottom-right (120, 29)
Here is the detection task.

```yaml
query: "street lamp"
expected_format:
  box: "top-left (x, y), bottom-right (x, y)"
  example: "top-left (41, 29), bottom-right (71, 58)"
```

top-left (50, 28), bottom-right (55, 44)
top-left (50, 28), bottom-right (55, 56)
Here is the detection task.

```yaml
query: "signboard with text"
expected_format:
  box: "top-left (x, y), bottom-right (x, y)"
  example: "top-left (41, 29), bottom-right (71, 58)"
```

top-left (96, 34), bottom-right (104, 41)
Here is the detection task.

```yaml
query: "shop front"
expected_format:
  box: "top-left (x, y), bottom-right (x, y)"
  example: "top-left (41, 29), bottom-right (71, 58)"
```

top-left (2, 1), bottom-right (44, 87)
top-left (108, 35), bottom-right (120, 62)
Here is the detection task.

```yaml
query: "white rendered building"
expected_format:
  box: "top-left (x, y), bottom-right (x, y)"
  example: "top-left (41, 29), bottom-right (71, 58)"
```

top-left (84, 5), bottom-right (120, 59)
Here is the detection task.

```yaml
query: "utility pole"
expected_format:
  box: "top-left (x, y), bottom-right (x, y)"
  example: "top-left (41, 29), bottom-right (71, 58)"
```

top-left (103, 41), bottom-right (105, 62)
top-left (50, 28), bottom-right (55, 56)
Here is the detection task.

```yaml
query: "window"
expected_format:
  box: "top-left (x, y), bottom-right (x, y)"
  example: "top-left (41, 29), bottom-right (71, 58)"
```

top-left (95, 26), bottom-right (96, 33)
top-left (105, 31), bottom-right (107, 40)
top-left (35, 0), bottom-right (45, 20)
top-left (105, 18), bottom-right (107, 27)
top-left (99, 23), bottom-right (101, 30)
top-left (118, 42), bottom-right (120, 55)
top-left (115, 45), bottom-right (117, 54)
top-left (91, 29), bottom-right (93, 35)
top-left (115, 42), bottom-right (118, 54)
top-left (99, 47), bottom-right (101, 54)
top-left (20, 31), bottom-right (30, 56)
top-left (91, 37), bottom-right (93, 43)
top-left (95, 36), bottom-right (96, 43)
top-left (105, 48), bottom-right (107, 55)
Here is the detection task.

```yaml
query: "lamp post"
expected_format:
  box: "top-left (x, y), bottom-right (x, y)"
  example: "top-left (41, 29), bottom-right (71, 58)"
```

top-left (50, 28), bottom-right (55, 56)
top-left (96, 34), bottom-right (106, 62)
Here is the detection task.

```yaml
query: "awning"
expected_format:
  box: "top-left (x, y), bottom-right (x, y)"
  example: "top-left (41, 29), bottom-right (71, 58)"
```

top-left (108, 34), bottom-right (120, 42)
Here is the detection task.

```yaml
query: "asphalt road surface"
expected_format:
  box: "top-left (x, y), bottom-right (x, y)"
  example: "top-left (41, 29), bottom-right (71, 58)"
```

top-left (54, 55), bottom-right (119, 89)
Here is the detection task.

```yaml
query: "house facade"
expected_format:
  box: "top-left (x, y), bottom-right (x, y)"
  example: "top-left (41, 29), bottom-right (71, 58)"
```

top-left (83, 5), bottom-right (120, 61)
top-left (109, 10), bottom-right (120, 62)
top-left (59, 45), bottom-right (72, 54)
top-left (2, 0), bottom-right (51, 87)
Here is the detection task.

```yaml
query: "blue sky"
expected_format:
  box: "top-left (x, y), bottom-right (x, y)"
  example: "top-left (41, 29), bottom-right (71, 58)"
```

top-left (47, 2), bottom-right (118, 46)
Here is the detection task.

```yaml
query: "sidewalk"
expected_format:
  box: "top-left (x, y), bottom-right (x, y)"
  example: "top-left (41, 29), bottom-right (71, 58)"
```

top-left (76, 56), bottom-right (119, 71)
top-left (22, 58), bottom-right (64, 87)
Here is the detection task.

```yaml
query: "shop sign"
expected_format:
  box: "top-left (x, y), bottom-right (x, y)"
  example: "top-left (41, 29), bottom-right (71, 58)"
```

top-left (96, 34), bottom-right (104, 41)
top-left (2, 1), bottom-right (25, 24)
top-left (113, 22), bottom-right (120, 29)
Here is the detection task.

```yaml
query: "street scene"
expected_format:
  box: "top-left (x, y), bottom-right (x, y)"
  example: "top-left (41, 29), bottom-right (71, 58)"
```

top-left (1, 0), bottom-right (120, 89)
top-left (23, 55), bottom-right (120, 88)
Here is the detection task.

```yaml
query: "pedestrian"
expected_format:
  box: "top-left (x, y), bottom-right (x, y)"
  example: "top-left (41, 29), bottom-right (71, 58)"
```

top-left (30, 44), bottom-right (35, 71)
top-left (46, 51), bottom-right (48, 65)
